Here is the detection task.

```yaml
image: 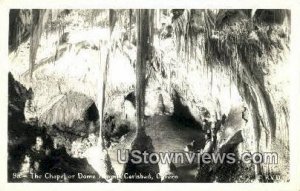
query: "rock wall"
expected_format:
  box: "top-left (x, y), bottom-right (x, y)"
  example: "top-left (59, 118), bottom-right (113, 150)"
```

top-left (158, 9), bottom-right (290, 180)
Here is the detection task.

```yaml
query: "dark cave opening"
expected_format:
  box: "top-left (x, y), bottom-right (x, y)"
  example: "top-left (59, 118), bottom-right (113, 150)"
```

top-left (85, 102), bottom-right (99, 122)
top-left (171, 90), bottom-right (202, 128)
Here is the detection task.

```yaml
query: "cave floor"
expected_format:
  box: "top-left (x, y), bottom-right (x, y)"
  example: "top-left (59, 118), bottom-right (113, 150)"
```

top-left (106, 115), bottom-right (205, 182)
top-left (145, 115), bottom-right (205, 162)
top-left (107, 106), bottom-right (246, 182)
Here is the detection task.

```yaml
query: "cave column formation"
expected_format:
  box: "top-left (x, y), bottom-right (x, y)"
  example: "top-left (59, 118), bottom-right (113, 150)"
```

top-left (135, 9), bottom-right (149, 136)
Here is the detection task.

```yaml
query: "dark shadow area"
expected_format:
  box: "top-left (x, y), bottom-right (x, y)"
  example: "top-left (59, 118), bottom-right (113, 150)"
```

top-left (171, 90), bottom-right (202, 128)
top-left (85, 102), bottom-right (99, 122)
top-left (9, 10), bottom-right (31, 52)
top-left (102, 114), bottom-right (130, 148)
top-left (124, 91), bottom-right (136, 108)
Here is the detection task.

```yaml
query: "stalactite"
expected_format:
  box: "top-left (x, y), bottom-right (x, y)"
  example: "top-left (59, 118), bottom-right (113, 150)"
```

top-left (16, 24), bottom-right (21, 51)
top-left (29, 9), bottom-right (49, 79)
top-left (204, 22), bottom-right (210, 79)
top-left (250, 89), bottom-right (263, 179)
top-left (235, 48), bottom-right (238, 86)
top-left (202, 36), bottom-right (206, 76)
top-left (169, 61), bottom-right (172, 95)
top-left (210, 62), bottom-right (213, 96)
top-left (149, 9), bottom-right (155, 57)
top-left (278, 112), bottom-right (282, 145)
top-left (229, 58), bottom-right (232, 99)
top-left (53, 22), bottom-right (61, 64)
top-left (129, 9), bottom-right (132, 43)
top-left (97, 9), bottom-right (117, 147)
top-left (206, 59), bottom-right (209, 81)
top-left (109, 9), bottom-right (117, 35)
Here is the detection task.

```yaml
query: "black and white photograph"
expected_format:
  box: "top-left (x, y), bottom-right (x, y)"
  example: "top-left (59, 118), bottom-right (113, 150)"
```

top-left (2, 3), bottom-right (299, 188)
